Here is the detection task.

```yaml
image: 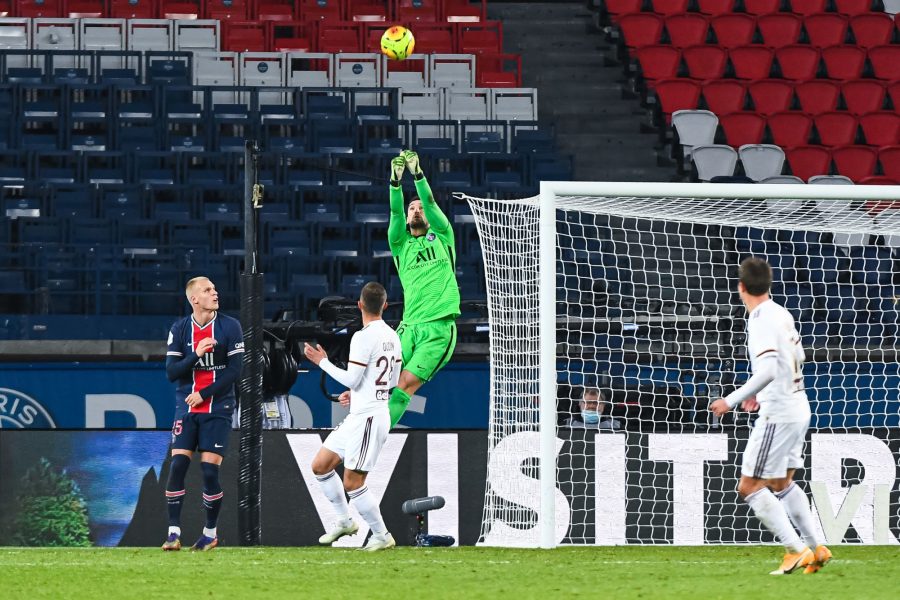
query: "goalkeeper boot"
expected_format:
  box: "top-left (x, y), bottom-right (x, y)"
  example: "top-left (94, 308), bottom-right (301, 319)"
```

top-left (161, 533), bottom-right (181, 551)
top-left (190, 535), bottom-right (218, 551)
top-left (769, 546), bottom-right (814, 575)
top-left (318, 519), bottom-right (359, 545)
top-left (803, 545), bottom-right (833, 574)
top-left (362, 532), bottom-right (396, 552)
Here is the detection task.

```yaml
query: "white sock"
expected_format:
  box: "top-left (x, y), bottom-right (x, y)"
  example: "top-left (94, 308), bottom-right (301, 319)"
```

top-left (203, 527), bottom-right (217, 539)
top-left (316, 470), bottom-right (351, 522)
top-left (777, 482), bottom-right (824, 549)
top-left (168, 526), bottom-right (181, 537)
top-left (746, 487), bottom-right (805, 553)
top-left (348, 486), bottom-right (388, 537)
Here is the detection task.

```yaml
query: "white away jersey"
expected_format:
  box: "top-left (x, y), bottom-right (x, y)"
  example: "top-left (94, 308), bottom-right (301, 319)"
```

top-left (347, 320), bottom-right (402, 415)
top-left (746, 299), bottom-right (811, 422)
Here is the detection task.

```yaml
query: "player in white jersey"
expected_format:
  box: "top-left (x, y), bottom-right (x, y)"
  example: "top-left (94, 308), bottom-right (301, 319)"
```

top-left (711, 257), bottom-right (832, 575)
top-left (304, 282), bottom-right (401, 551)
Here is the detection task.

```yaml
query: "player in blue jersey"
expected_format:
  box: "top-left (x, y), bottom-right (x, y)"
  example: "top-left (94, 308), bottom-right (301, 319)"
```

top-left (162, 276), bottom-right (244, 551)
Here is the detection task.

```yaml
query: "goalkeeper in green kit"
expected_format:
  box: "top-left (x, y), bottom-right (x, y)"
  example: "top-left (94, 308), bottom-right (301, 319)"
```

top-left (386, 150), bottom-right (461, 427)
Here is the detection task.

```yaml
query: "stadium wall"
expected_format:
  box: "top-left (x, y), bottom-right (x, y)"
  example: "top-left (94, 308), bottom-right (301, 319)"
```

top-left (0, 430), bottom-right (897, 547)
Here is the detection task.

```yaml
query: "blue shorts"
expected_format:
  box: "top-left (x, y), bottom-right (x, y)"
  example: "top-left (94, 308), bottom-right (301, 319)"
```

top-left (171, 413), bottom-right (231, 456)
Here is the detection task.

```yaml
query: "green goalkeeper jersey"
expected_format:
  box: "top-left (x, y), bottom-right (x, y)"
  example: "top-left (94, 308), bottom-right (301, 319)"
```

top-left (388, 176), bottom-right (461, 324)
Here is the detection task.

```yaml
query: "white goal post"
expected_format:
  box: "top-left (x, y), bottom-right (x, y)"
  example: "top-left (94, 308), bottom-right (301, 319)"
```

top-left (464, 181), bottom-right (900, 548)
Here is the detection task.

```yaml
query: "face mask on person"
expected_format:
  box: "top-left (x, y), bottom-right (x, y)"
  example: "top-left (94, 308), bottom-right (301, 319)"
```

top-left (581, 410), bottom-right (600, 425)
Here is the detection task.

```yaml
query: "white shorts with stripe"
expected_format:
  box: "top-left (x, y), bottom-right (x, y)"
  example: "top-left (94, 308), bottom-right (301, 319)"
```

top-left (323, 410), bottom-right (390, 473)
top-left (741, 418), bottom-right (809, 479)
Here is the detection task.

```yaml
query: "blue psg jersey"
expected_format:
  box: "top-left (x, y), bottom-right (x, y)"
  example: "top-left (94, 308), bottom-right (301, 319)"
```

top-left (167, 312), bottom-right (244, 418)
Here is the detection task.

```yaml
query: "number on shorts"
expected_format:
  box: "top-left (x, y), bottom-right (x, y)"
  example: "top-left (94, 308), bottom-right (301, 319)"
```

top-left (172, 420), bottom-right (182, 436)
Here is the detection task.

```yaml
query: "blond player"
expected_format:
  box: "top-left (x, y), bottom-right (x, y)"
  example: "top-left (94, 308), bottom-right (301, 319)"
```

top-left (304, 282), bottom-right (402, 551)
top-left (711, 257), bottom-right (832, 575)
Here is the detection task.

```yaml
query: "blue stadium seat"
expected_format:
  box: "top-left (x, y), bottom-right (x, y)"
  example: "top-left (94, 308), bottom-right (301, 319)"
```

top-left (51, 186), bottom-right (95, 218)
top-left (340, 273), bottom-right (377, 298)
top-left (101, 188), bottom-right (144, 219)
top-left (70, 217), bottom-right (115, 245)
top-left (19, 217), bottom-right (65, 245)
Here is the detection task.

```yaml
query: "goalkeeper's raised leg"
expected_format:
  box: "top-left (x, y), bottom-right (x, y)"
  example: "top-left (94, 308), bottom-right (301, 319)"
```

top-left (386, 150), bottom-right (461, 427)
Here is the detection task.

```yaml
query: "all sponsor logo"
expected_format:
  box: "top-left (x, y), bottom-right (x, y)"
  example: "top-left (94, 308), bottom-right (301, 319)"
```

top-left (0, 388), bottom-right (57, 429)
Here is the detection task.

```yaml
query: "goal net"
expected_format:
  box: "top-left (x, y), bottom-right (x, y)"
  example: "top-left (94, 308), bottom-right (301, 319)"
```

top-left (464, 182), bottom-right (900, 547)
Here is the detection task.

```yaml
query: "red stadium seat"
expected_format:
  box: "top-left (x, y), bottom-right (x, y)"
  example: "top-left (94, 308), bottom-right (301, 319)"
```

top-left (849, 14), bottom-right (895, 50)
top-left (834, 0), bottom-right (874, 16)
top-left (730, 46), bottom-right (774, 80)
top-left (683, 45), bottom-right (727, 79)
top-left (822, 45), bottom-right (865, 80)
top-left (858, 176), bottom-right (899, 185)
top-left (301, 0), bottom-right (343, 21)
top-left (832, 145), bottom-right (878, 182)
top-left (786, 145), bottom-right (832, 180)
top-left (742, 0), bottom-right (780, 15)
top-left (110, 0), bottom-right (156, 18)
top-left (653, 79), bottom-right (702, 123)
top-left (757, 13), bottom-right (802, 49)
top-left (841, 80), bottom-right (886, 116)
top-left (617, 14), bottom-right (665, 51)
top-left (396, 0), bottom-right (440, 24)
top-left (258, 1), bottom-right (297, 22)
top-left (720, 112), bottom-right (766, 146)
top-left (206, 0), bottom-right (248, 20)
top-left (748, 80), bottom-right (794, 116)
top-left (788, 0), bottom-right (827, 16)
top-left (710, 14), bottom-right (756, 49)
top-left (859, 112), bottom-right (900, 147)
top-left (223, 20), bottom-right (267, 52)
top-left (636, 46), bottom-right (682, 82)
top-left (413, 24), bottom-right (456, 53)
top-left (696, 0), bottom-right (734, 15)
top-left (459, 22), bottom-right (503, 55)
top-left (270, 20), bottom-right (316, 51)
top-left (665, 14), bottom-right (710, 49)
top-left (803, 14), bottom-right (848, 49)
top-left (443, 0), bottom-right (486, 22)
top-left (701, 80), bottom-right (747, 114)
top-left (317, 21), bottom-right (362, 53)
top-left (477, 53), bottom-right (522, 87)
top-left (651, 0), bottom-right (690, 15)
top-left (775, 46), bottom-right (820, 80)
top-left (795, 80), bottom-right (840, 115)
top-left (19, 0), bottom-right (62, 17)
top-left (868, 46), bottom-right (900, 81)
top-left (889, 82), bottom-right (900, 115)
top-left (879, 146), bottom-right (900, 180)
top-left (814, 112), bottom-right (859, 146)
top-left (161, 0), bottom-right (200, 18)
top-left (768, 112), bottom-right (814, 147)
top-left (603, 0), bottom-right (643, 21)
top-left (66, 0), bottom-right (106, 17)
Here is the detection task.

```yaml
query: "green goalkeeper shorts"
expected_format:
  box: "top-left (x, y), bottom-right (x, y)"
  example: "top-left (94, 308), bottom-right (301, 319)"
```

top-left (397, 318), bottom-right (457, 382)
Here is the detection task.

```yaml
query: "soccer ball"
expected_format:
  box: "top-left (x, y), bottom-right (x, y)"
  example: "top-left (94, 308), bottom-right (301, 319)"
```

top-left (381, 26), bottom-right (415, 61)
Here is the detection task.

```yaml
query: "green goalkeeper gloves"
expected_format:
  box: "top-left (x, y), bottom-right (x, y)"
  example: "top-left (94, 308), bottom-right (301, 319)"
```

top-left (401, 150), bottom-right (424, 179)
top-left (390, 155), bottom-right (406, 185)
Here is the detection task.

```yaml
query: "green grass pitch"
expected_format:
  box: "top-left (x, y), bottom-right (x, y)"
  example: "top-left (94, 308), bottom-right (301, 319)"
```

top-left (2, 546), bottom-right (898, 599)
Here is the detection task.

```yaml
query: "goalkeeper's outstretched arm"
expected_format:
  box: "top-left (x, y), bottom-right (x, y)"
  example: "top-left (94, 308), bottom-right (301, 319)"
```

top-left (403, 150), bottom-right (451, 236)
top-left (388, 155), bottom-right (407, 247)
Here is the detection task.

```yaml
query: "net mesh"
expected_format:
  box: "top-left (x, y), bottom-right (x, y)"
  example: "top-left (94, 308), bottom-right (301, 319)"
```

top-left (467, 193), bottom-right (900, 546)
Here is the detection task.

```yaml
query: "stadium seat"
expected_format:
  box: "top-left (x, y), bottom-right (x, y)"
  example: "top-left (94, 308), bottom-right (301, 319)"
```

top-left (878, 146), bottom-right (900, 180)
top-left (742, 0), bottom-right (779, 14)
top-left (757, 13), bottom-right (802, 49)
top-left (747, 79), bottom-right (793, 116)
top-left (650, 0), bottom-right (690, 14)
top-left (804, 14), bottom-right (849, 48)
top-left (831, 145), bottom-right (877, 182)
top-left (653, 79), bottom-right (701, 122)
top-left (664, 14), bottom-right (709, 49)
top-left (616, 13), bottom-right (664, 51)
top-left (729, 46), bottom-right (774, 80)
top-left (719, 112), bottom-right (765, 147)
top-left (683, 45), bottom-right (727, 79)
top-left (761, 174), bottom-right (803, 184)
top-left (859, 112), bottom-right (900, 147)
top-left (635, 46), bottom-right (681, 82)
top-left (739, 144), bottom-right (785, 182)
top-left (430, 54), bottom-right (476, 88)
top-left (822, 45), bottom-right (866, 80)
top-left (868, 46), bottom-right (900, 81)
top-left (766, 111), bottom-right (813, 148)
top-left (775, 45), bottom-right (820, 80)
top-left (841, 80), bottom-right (886, 117)
top-left (701, 80), bottom-right (746, 114)
top-left (603, 0), bottom-right (642, 20)
top-left (795, 80), bottom-right (839, 116)
top-left (396, 0), bottom-right (440, 23)
top-left (814, 112), bottom-right (859, 146)
top-left (709, 14), bottom-right (756, 49)
top-left (786, 145), bottom-right (832, 181)
top-left (834, 0), bottom-right (875, 16)
top-left (884, 0), bottom-right (900, 14)
top-left (672, 109), bottom-right (719, 158)
top-left (849, 14), bottom-right (894, 50)
top-left (206, 0), bottom-right (248, 20)
top-left (696, 0), bottom-right (735, 15)
top-left (789, 0), bottom-right (828, 16)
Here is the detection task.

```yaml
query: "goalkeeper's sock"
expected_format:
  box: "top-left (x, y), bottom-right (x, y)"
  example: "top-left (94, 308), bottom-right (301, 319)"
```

top-left (388, 388), bottom-right (411, 428)
top-left (201, 462), bottom-right (223, 531)
top-left (776, 482), bottom-right (825, 549)
top-left (746, 487), bottom-right (806, 553)
top-left (165, 454), bottom-right (191, 528)
top-left (316, 470), bottom-right (350, 522)
top-left (348, 485), bottom-right (388, 538)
